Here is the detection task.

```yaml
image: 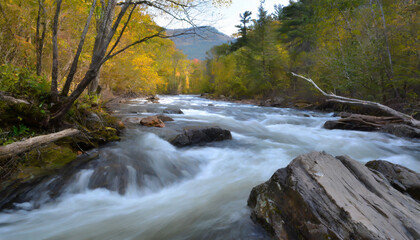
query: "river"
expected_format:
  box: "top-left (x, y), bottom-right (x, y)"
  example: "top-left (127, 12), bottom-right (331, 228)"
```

top-left (0, 95), bottom-right (419, 240)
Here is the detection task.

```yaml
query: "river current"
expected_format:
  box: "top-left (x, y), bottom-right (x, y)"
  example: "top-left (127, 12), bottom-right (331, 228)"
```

top-left (0, 95), bottom-right (419, 240)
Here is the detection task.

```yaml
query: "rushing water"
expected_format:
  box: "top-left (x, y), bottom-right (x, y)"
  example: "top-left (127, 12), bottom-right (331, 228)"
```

top-left (1, 95), bottom-right (419, 240)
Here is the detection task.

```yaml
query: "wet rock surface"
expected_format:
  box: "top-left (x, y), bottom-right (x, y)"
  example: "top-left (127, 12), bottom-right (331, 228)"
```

top-left (248, 152), bottom-right (420, 240)
top-left (381, 124), bottom-right (420, 138)
top-left (0, 144), bottom-right (196, 210)
top-left (163, 107), bottom-right (184, 114)
top-left (0, 152), bottom-right (99, 210)
top-left (170, 127), bottom-right (232, 147)
top-left (157, 115), bottom-right (174, 122)
top-left (366, 160), bottom-right (420, 201)
top-left (140, 116), bottom-right (165, 128)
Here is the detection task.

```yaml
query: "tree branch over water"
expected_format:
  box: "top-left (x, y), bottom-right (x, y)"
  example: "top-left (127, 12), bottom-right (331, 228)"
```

top-left (292, 72), bottom-right (420, 129)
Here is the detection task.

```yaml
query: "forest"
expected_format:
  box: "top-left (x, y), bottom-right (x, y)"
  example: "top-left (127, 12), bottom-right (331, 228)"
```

top-left (0, 0), bottom-right (230, 180)
top-left (192, 0), bottom-right (419, 110)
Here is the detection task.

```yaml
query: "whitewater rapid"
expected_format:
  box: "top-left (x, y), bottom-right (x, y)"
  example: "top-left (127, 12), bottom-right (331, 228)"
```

top-left (0, 95), bottom-right (419, 240)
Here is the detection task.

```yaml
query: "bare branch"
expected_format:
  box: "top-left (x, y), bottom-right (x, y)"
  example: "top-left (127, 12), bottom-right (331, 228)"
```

top-left (291, 72), bottom-right (420, 128)
top-left (102, 29), bottom-right (197, 63)
top-left (104, 0), bottom-right (132, 47)
top-left (104, 4), bottom-right (137, 61)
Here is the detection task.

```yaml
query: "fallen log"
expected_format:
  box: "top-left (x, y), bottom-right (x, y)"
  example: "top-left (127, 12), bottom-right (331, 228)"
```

top-left (338, 113), bottom-right (404, 126)
top-left (0, 128), bottom-right (80, 160)
top-left (291, 72), bottom-right (420, 129)
top-left (0, 91), bottom-right (30, 105)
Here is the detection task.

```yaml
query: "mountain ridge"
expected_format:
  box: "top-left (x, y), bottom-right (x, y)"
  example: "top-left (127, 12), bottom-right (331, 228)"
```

top-left (167, 26), bottom-right (232, 60)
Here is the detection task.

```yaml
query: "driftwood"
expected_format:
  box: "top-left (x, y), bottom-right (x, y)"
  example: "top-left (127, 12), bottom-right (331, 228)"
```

top-left (292, 72), bottom-right (420, 129)
top-left (0, 128), bottom-right (79, 160)
top-left (0, 91), bottom-right (30, 105)
top-left (339, 113), bottom-right (404, 124)
top-left (325, 114), bottom-right (400, 131)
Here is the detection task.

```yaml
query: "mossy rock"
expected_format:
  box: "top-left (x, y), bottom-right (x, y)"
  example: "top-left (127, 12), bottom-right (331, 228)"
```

top-left (17, 143), bottom-right (77, 180)
top-left (92, 127), bottom-right (120, 143)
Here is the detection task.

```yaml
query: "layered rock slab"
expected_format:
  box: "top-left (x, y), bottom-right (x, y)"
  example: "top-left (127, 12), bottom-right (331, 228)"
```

top-left (366, 160), bottom-right (420, 201)
top-left (248, 152), bottom-right (420, 240)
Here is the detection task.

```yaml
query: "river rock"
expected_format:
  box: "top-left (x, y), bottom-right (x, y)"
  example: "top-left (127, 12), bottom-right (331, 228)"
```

top-left (157, 115), bottom-right (174, 122)
top-left (366, 160), bottom-right (420, 201)
top-left (170, 127), bottom-right (232, 147)
top-left (163, 107), bottom-right (184, 114)
top-left (380, 124), bottom-right (420, 138)
top-left (248, 152), bottom-right (420, 240)
top-left (146, 95), bottom-right (159, 103)
top-left (140, 116), bottom-right (165, 128)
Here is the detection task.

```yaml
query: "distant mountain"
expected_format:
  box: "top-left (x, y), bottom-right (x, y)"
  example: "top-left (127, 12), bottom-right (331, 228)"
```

top-left (167, 26), bottom-right (232, 60)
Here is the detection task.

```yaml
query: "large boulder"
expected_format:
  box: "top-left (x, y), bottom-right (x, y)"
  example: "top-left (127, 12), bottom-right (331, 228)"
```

top-left (140, 116), bottom-right (165, 128)
top-left (170, 127), bottom-right (232, 147)
top-left (366, 160), bottom-right (420, 201)
top-left (380, 124), bottom-right (420, 138)
top-left (248, 152), bottom-right (420, 240)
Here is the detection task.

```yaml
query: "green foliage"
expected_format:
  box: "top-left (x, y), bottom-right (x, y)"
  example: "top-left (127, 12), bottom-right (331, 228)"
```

top-left (0, 64), bottom-right (50, 129)
top-left (0, 64), bottom-right (49, 99)
top-left (0, 124), bottom-right (35, 145)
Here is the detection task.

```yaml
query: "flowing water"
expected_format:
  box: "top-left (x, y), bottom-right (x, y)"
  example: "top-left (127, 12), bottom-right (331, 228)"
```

top-left (0, 95), bottom-right (419, 240)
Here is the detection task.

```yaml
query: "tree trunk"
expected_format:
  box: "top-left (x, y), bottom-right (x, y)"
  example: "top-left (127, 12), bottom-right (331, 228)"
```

top-left (61, 0), bottom-right (97, 97)
top-left (376, 0), bottom-right (399, 98)
top-left (35, 0), bottom-right (47, 76)
top-left (88, 70), bottom-right (101, 94)
top-left (87, 0), bottom-right (117, 95)
top-left (51, 67), bottom-right (99, 123)
top-left (51, 0), bottom-right (63, 102)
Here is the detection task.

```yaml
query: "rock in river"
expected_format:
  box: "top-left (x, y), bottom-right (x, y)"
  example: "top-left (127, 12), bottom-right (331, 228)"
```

top-left (140, 116), bottom-right (165, 128)
top-left (163, 107), bottom-right (184, 114)
top-left (248, 152), bottom-right (420, 240)
top-left (366, 160), bottom-right (420, 201)
top-left (381, 124), bottom-right (420, 139)
top-left (170, 127), bottom-right (232, 147)
top-left (157, 115), bottom-right (174, 122)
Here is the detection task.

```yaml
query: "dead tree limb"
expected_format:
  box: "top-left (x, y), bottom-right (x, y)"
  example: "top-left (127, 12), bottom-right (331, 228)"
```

top-left (0, 91), bottom-right (30, 105)
top-left (291, 72), bottom-right (420, 128)
top-left (0, 129), bottom-right (80, 160)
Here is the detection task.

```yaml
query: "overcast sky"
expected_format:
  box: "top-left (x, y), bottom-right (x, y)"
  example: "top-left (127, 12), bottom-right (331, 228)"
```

top-left (155, 0), bottom-right (290, 37)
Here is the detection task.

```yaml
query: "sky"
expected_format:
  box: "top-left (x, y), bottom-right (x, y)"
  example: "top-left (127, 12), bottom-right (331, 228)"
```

top-left (154, 0), bottom-right (290, 37)
top-left (215, 0), bottom-right (290, 36)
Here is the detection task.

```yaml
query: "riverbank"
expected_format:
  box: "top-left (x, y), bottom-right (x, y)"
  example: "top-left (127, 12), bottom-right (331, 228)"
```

top-left (0, 96), bottom-right (125, 190)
